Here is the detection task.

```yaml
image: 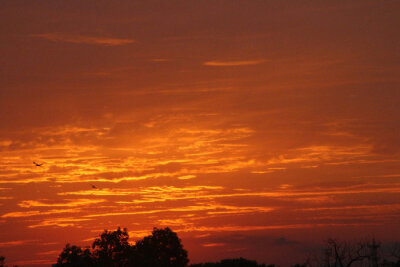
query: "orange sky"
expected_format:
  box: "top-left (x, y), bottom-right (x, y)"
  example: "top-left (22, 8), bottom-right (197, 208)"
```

top-left (1, 1), bottom-right (400, 266)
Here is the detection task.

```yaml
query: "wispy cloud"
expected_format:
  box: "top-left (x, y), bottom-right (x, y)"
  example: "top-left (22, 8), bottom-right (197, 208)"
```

top-left (18, 198), bottom-right (106, 208)
top-left (83, 204), bottom-right (274, 218)
top-left (1, 208), bottom-right (81, 218)
top-left (204, 59), bottom-right (265, 66)
top-left (0, 240), bottom-right (37, 247)
top-left (31, 33), bottom-right (135, 46)
top-left (202, 243), bottom-right (226, 247)
top-left (13, 259), bottom-right (56, 266)
top-left (28, 217), bottom-right (92, 228)
top-left (177, 223), bottom-right (367, 233)
top-left (267, 145), bottom-right (372, 166)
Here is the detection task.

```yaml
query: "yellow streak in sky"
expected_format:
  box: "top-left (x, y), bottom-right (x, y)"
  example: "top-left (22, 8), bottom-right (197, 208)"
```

top-left (31, 33), bottom-right (135, 46)
top-left (204, 60), bottom-right (265, 66)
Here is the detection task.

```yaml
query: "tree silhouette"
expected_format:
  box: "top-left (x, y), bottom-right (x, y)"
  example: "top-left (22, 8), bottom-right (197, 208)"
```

top-left (56, 244), bottom-right (93, 267)
top-left (135, 227), bottom-right (189, 267)
top-left (91, 227), bottom-right (130, 267)
top-left (55, 227), bottom-right (189, 267)
top-left (189, 257), bottom-right (267, 267)
top-left (50, 230), bottom-right (400, 267)
top-left (391, 243), bottom-right (400, 265)
top-left (303, 237), bottom-right (400, 267)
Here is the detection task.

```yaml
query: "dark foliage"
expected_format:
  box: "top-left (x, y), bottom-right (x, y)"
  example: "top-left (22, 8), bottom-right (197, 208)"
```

top-left (0, 256), bottom-right (18, 267)
top-left (306, 238), bottom-right (400, 267)
top-left (56, 244), bottom-right (93, 267)
top-left (53, 229), bottom-right (400, 267)
top-left (189, 257), bottom-right (267, 267)
top-left (55, 227), bottom-right (188, 267)
top-left (91, 227), bottom-right (130, 267)
top-left (135, 227), bottom-right (189, 267)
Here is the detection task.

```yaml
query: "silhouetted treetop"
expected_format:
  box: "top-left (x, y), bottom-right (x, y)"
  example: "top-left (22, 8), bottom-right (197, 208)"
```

top-left (54, 228), bottom-right (400, 267)
top-left (135, 227), bottom-right (189, 267)
top-left (55, 227), bottom-right (188, 267)
top-left (56, 244), bottom-right (93, 267)
top-left (92, 227), bottom-right (130, 267)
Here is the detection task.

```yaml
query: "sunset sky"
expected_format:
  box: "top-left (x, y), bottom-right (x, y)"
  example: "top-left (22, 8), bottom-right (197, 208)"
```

top-left (1, 1), bottom-right (400, 266)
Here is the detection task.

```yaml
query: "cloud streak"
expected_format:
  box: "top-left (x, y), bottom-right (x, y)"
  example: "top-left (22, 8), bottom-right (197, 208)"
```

top-left (204, 60), bottom-right (265, 66)
top-left (18, 199), bottom-right (106, 208)
top-left (31, 33), bottom-right (135, 46)
top-left (0, 240), bottom-right (38, 247)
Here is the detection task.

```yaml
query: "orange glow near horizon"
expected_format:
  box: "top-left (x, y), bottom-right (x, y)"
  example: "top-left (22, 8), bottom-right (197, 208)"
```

top-left (1, 1), bottom-right (400, 266)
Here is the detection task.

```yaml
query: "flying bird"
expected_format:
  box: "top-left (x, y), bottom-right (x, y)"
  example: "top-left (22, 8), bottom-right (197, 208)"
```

top-left (91, 184), bottom-right (98, 189)
top-left (33, 161), bottom-right (43, 167)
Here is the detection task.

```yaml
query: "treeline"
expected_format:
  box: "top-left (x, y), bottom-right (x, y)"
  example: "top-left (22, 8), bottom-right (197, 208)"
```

top-left (1, 227), bottom-right (400, 267)
top-left (54, 227), bottom-right (271, 267)
top-left (56, 227), bottom-right (188, 267)
top-left (190, 258), bottom-right (271, 267)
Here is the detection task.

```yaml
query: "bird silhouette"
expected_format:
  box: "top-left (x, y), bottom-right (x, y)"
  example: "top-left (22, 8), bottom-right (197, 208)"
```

top-left (33, 161), bottom-right (43, 167)
top-left (91, 184), bottom-right (97, 189)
